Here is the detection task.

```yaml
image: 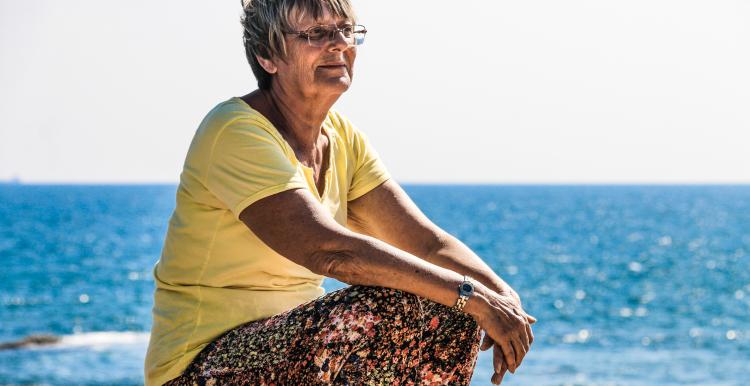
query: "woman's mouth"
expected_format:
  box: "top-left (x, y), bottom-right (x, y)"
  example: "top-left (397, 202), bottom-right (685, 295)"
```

top-left (318, 63), bottom-right (347, 70)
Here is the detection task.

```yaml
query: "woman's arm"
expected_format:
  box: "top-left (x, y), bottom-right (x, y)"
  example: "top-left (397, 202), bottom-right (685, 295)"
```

top-left (346, 179), bottom-right (535, 383)
top-left (240, 186), bottom-right (481, 312)
top-left (239, 186), bottom-right (532, 373)
top-left (346, 179), bottom-right (524, 305)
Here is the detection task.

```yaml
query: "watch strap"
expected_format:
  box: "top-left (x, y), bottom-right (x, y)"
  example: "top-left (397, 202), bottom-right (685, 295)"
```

top-left (452, 275), bottom-right (474, 312)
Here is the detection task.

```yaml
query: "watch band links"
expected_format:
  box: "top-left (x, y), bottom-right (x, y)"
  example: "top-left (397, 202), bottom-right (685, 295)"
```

top-left (452, 274), bottom-right (473, 312)
top-left (453, 295), bottom-right (469, 312)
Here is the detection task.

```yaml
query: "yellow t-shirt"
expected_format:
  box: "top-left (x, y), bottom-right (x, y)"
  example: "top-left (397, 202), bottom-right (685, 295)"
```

top-left (144, 97), bottom-right (391, 386)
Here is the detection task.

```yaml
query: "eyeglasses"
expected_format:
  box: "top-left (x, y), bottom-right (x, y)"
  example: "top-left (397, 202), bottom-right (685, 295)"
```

top-left (284, 24), bottom-right (367, 48)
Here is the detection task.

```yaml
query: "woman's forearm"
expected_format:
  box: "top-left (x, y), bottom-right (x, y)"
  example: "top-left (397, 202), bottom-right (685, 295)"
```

top-left (424, 231), bottom-right (520, 301)
top-left (238, 188), bottom-right (498, 316)
top-left (316, 231), bottom-right (492, 321)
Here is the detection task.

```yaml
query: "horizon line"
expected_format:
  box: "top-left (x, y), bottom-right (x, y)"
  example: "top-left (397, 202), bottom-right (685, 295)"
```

top-left (2, 180), bottom-right (749, 187)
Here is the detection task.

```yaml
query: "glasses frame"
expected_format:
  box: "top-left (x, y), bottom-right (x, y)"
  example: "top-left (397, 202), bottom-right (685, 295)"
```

top-left (284, 24), bottom-right (367, 47)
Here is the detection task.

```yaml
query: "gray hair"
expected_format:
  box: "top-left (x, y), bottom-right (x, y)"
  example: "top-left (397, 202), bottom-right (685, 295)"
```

top-left (240, 0), bottom-right (357, 90)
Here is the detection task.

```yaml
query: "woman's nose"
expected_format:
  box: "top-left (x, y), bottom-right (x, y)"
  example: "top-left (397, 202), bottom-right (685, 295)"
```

top-left (328, 30), bottom-right (350, 51)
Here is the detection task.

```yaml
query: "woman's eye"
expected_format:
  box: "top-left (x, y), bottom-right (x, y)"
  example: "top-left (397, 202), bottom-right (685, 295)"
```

top-left (307, 27), bottom-right (327, 40)
top-left (341, 26), bottom-right (354, 36)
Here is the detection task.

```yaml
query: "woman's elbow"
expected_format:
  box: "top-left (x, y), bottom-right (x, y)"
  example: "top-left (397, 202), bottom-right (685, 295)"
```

top-left (309, 249), bottom-right (368, 286)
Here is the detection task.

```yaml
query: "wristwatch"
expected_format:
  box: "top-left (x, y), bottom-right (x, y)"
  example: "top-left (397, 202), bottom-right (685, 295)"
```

top-left (452, 275), bottom-right (475, 312)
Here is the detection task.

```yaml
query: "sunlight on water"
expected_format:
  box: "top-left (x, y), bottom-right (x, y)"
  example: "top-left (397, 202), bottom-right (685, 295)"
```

top-left (2, 185), bottom-right (749, 385)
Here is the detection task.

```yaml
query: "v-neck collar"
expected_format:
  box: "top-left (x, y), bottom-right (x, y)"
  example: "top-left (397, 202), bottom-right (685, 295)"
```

top-left (232, 96), bottom-right (333, 202)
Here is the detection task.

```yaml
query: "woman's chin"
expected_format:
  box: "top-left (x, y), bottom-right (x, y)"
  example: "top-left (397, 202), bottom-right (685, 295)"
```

top-left (315, 77), bottom-right (353, 94)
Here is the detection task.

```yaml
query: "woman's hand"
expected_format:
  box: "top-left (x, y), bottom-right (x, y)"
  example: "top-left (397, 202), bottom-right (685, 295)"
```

top-left (472, 286), bottom-right (536, 385)
top-left (480, 312), bottom-right (537, 384)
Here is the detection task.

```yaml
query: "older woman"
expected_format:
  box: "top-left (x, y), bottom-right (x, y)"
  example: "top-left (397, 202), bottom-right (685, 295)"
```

top-left (145, 0), bottom-right (536, 385)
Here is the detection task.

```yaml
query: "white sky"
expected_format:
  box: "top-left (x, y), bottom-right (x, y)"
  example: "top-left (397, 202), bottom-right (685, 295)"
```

top-left (1, 0), bottom-right (748, 184)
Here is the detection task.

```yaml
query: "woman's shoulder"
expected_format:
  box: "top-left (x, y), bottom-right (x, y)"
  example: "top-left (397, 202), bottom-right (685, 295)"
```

top-left (200, 97), bottom-right (273, 132)
top-left (184, 97), bottom-right (289, 167)
top-left (191, 97), bottom-right (288, 151)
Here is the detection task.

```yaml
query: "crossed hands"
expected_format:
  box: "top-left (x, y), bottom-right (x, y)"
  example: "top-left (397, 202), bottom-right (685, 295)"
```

top-left (476, 288), bottom-right (537, 385)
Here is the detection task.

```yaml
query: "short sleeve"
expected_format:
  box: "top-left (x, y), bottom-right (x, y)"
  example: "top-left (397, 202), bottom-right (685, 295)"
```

top-left (205, 117), bottom-right (308, 219)
top-left (347, 125), bottom-right (391, 201)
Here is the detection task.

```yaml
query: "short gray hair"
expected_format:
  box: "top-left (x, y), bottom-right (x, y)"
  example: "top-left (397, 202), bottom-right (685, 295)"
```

top-left (240, 0), bottom-right (357, 90)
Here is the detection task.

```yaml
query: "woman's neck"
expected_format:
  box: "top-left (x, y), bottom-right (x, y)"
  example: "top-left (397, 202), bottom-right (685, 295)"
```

top-left (263, 84), bottom-right (338, 153)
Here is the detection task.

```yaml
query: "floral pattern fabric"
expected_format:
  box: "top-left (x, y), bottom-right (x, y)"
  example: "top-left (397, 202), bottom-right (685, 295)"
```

top-left (164, 285), bottom-right (482, 385)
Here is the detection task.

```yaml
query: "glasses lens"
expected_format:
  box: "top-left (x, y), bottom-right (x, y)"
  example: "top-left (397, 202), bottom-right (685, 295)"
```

top-left (305, 25), bottom-right (366, 47)
top-left (306, 26), bottom-right (329, 43)
top-left (350, 25), bottom-right (366, 46)
top-left (340, 26), bottom-right (354, 38)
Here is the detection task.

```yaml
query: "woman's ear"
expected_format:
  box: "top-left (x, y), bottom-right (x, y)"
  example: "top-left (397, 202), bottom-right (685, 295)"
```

top-left (256, 55), bottom-right (278, 74)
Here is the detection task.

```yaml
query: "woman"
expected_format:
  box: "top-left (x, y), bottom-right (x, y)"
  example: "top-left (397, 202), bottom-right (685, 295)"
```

top-left (145, 0), bottom-right (536, 385)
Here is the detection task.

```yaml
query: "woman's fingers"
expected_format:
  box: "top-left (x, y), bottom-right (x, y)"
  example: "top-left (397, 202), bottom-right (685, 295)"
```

top-left (491, 370), bottom-right (503, 385)
top-left (499, 339), bottom-right (516, 373)
top-left (493, 341), bottom-right (504, 373)
top-left (491, 348), bottom-right (509, 385)
top-left (496, 360), bottom-right (508, 384)
top-left (520, 329), bottom-right (531, 353)
top-left (511, 308), bottom-right (532, 362)
top-left (479, 290), bottom-right (538, 377)
top-left (513, 309), bottom-right (532, 351)
top-left (526, 321), bottom-right (534, 345)
top-left (509, 335), bottom-right (526, 373)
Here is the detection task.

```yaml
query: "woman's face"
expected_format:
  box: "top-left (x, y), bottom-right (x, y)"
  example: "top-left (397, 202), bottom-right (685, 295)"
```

top-left (270, 6), bottom-right (357, 98)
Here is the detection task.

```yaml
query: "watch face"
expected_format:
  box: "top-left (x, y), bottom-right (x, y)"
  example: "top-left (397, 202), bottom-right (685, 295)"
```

top-left (461, 283), bottom-right (474, 293)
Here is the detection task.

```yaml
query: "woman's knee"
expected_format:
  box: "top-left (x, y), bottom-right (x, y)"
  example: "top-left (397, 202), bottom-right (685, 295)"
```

top-left (334, 286), bottom-right (480, 339)
top-left (421, 296), bottom-right (482, 341)
top-left (332, 285), bottom-right (423, 328)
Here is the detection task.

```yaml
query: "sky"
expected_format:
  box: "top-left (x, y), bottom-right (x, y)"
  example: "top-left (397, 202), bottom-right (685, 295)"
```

top-left (1, 0), bottom-right (748, 184)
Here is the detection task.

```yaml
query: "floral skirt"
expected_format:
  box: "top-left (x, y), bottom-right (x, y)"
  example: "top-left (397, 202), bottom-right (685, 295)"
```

top-left (164, 285), bottom-right (482, 385)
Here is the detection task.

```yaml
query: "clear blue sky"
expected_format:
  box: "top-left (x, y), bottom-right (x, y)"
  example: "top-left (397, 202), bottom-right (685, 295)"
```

top-left (1, 0), bottom-right (748, 183)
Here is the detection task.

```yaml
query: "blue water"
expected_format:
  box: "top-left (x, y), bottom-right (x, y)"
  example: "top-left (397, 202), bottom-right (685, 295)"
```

top-left (1, 184), bottom-right (749, 386)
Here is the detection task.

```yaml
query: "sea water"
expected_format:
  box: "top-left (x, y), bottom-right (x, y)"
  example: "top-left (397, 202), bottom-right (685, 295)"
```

top-left (1, 184), bottom-right (748, 386)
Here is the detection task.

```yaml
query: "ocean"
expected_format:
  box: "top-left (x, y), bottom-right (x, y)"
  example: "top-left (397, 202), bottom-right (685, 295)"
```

top-left (1, 184), bottom-right (748, 386)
